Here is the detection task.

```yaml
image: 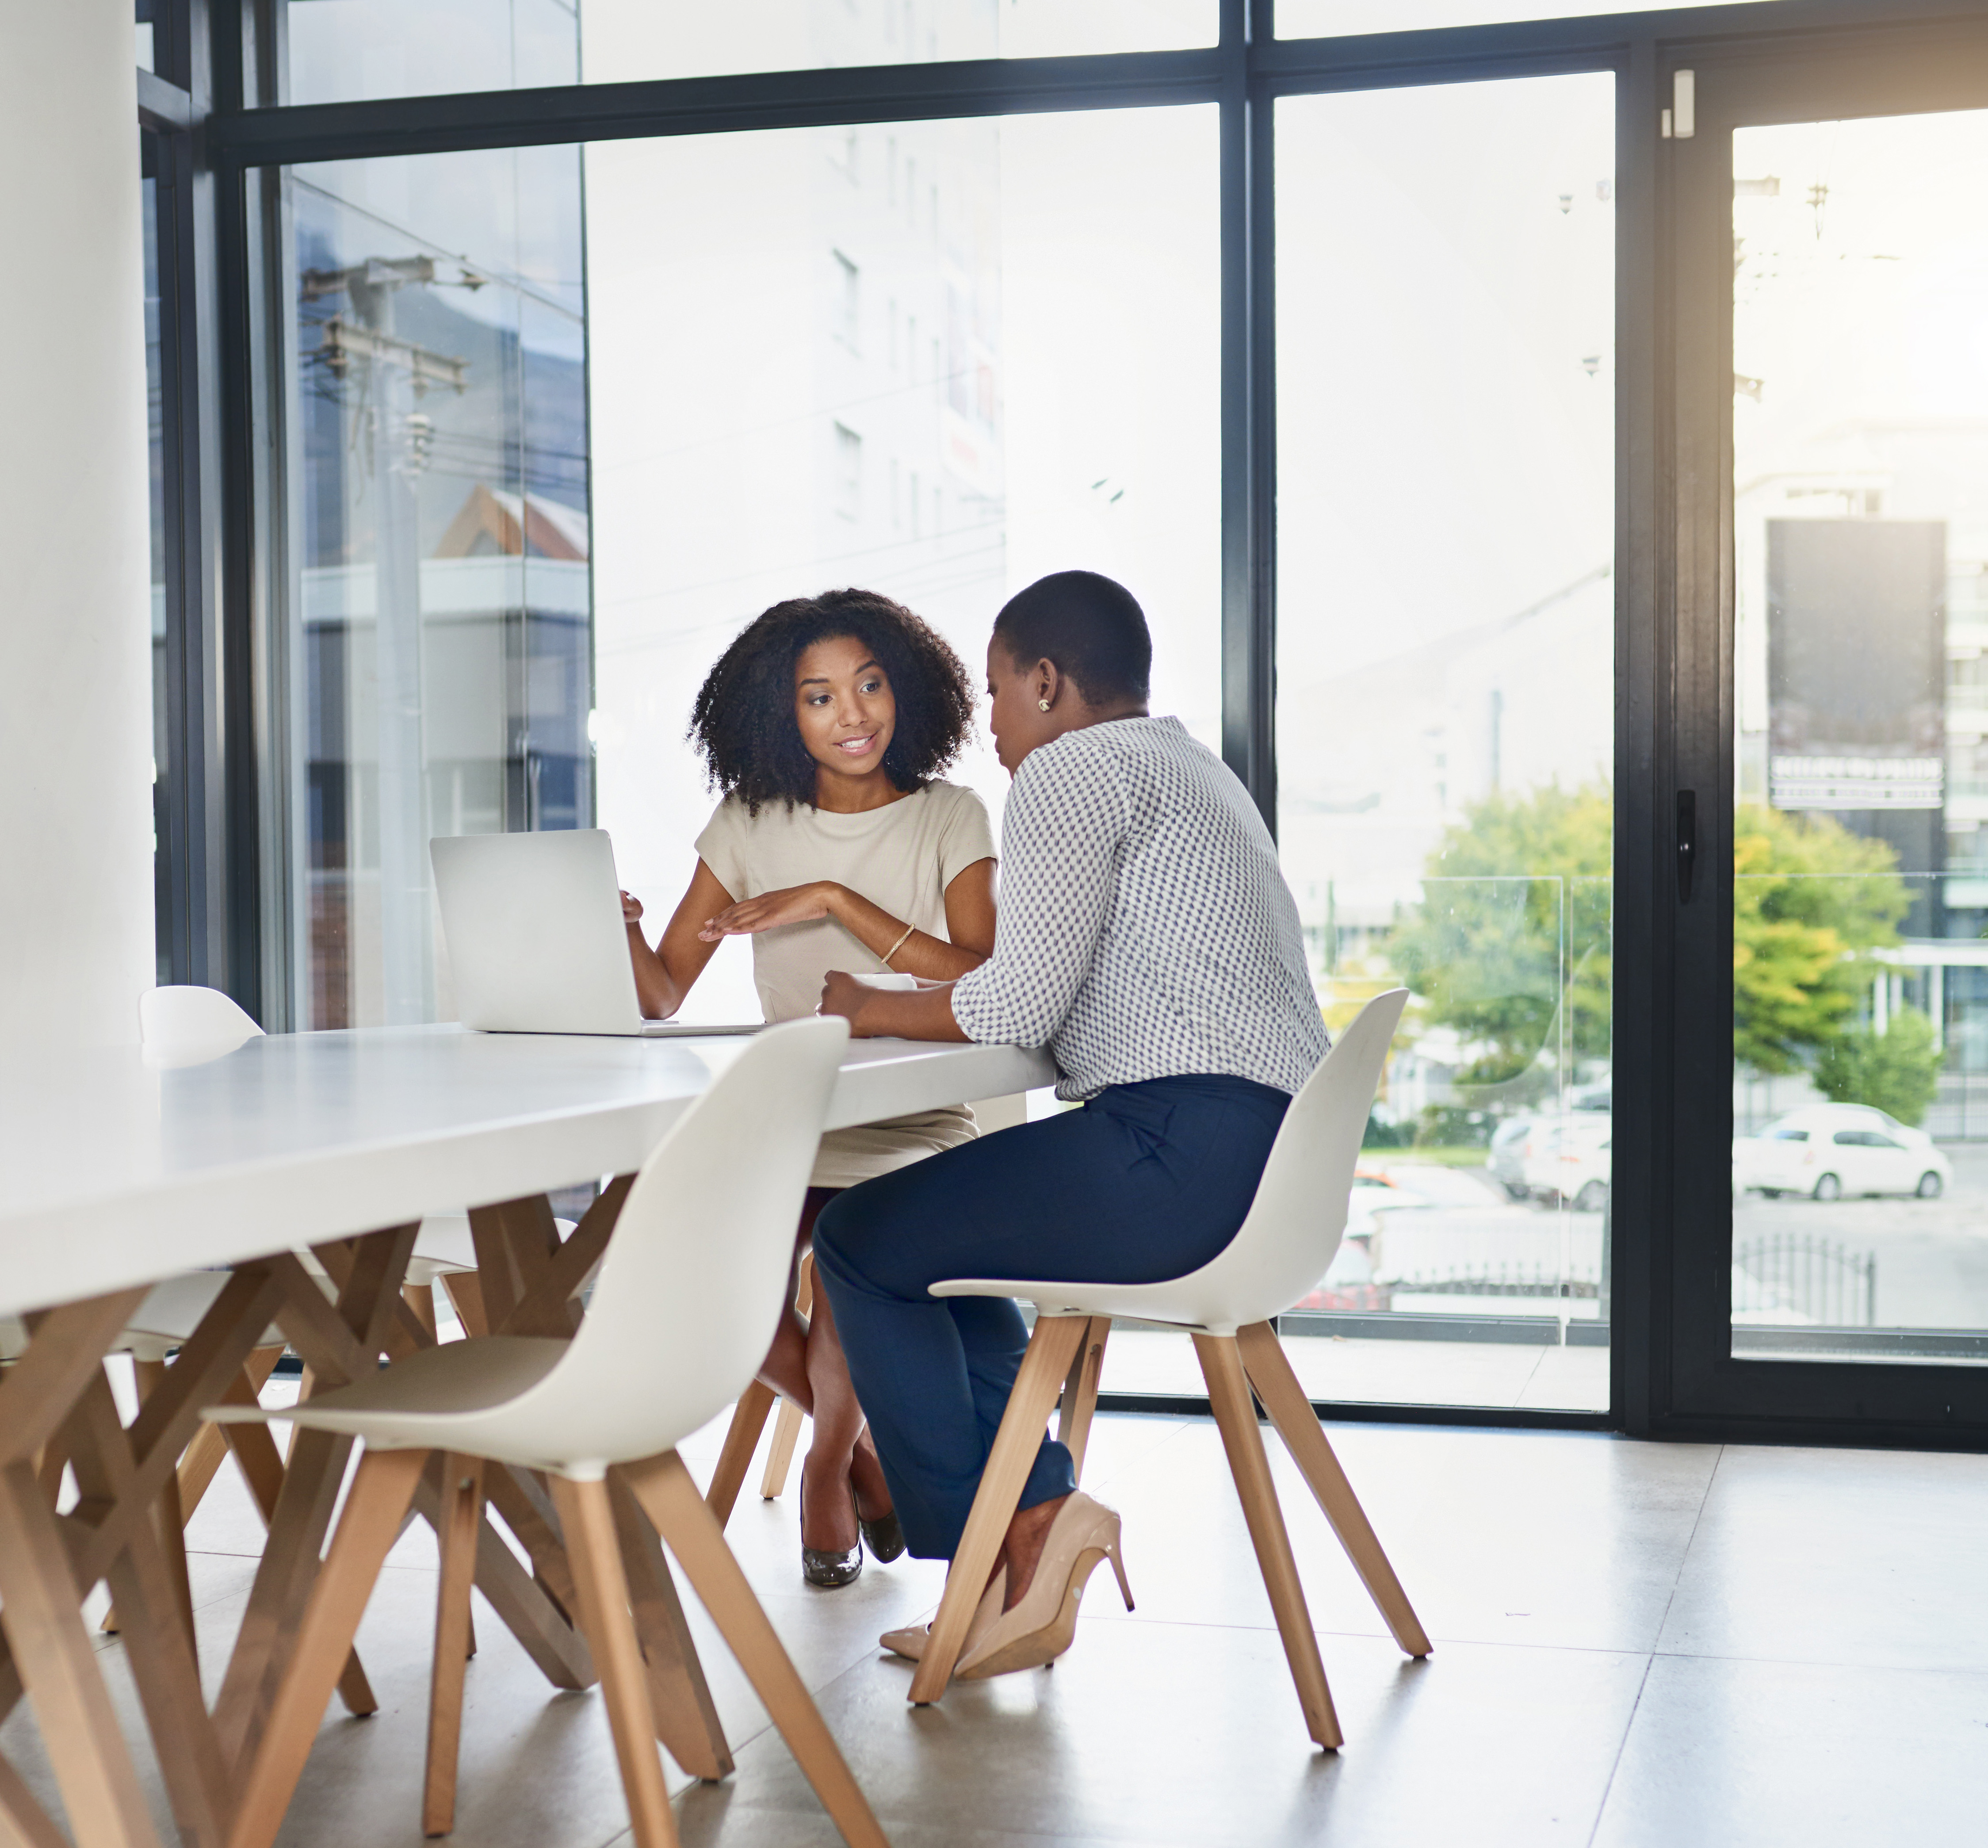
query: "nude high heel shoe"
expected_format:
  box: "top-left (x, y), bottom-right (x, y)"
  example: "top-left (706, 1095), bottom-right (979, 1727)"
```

top-left (879, 1566), bottom-right (1006, 1663)
top-left (955, 1492), bottom-right (1133, 1680)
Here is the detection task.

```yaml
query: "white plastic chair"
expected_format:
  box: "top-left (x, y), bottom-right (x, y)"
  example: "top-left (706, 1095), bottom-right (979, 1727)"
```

top-left (207, 1017), bottom-right (887, 1848)
top-left (904, 989), bottom-right (1432, 1744)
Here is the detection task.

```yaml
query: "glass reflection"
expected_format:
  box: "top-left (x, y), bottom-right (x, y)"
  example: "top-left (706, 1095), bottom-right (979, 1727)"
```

top-left (287, 145), bottom-right (590, 1027)
top-left (1270, 75), bottom-right (1615, 1412)
top-left (1731, 108), bottom-right (1988, 1362)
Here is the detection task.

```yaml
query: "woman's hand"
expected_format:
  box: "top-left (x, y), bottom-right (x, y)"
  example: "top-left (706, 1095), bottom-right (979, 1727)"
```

top-left (620, 889), bottom-right (644, 925)
top-left (819, 970), bottom-right (877, 1035)
top-left (698, 881), bottom-right (841, 942)
top-left (819, 971), bottom-right (969, 1043)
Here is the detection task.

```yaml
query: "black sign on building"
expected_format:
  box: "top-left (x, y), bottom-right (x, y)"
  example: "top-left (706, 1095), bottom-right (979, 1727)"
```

top-left (1768, 517), bottom-right (1946, 933)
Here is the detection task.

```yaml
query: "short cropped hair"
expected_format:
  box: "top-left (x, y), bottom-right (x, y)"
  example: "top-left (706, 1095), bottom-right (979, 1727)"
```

top-left (689, 588), bottom-right (975, 815)
top-left (991, 570), bottom-right (1152, 707)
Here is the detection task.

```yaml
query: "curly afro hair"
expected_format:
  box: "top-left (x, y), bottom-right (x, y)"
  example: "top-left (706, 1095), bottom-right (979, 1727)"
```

top-left (688, 588), bottom-right (976, 815)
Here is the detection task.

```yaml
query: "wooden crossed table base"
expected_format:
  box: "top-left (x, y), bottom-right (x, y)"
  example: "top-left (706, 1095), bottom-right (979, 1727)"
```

top-left (0, 1175), bottom-right (742, 1848)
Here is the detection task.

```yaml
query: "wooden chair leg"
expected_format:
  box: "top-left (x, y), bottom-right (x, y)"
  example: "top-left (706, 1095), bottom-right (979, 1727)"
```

top-left (404, 1283), bottom-right (440, 1343)
top-left (423, 1456), bottom-right (484, 1838)
top-left (1057, 1316), bottom-right (1111, 1481)
top-left (759, 1399), bottom-right (806, 1501)
top-left (907, 1313), bottom-right (1090, 1705)
top-left (1237, 1321), bottom-right (1432, 1658)
top-left (620, 1453), bottom-right (887, 1848)
top-left (547, 1475), bottom-right (677, 1848)
top-left (439, 1271), bottom-right (488, 1339)
top-left (608, 1475), bottom-right (733, 1782)
top-left (761, 1250), bottom-right (818, 1498)
top-left (705, 1381), bottom-right (776, 1528)
top-left (1194, 1333), bottom-right (1342, 1749)
top-left (226, 1447), bottom-right (430, 1848)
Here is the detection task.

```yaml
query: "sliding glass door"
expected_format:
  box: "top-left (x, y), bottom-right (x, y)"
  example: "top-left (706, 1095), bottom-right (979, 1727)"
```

top-left (1666, 19), bottom-right (1988, 1438)
top-left (1273, 73), bottom-right (1616, 1415)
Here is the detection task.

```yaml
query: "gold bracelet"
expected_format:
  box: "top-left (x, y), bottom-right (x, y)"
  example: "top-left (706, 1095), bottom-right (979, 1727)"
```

top-left (881, 924), bottom-right (915, 968)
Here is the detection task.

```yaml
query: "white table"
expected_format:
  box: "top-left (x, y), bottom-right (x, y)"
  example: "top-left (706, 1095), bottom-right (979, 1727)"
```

top-left (0, 1025), bottom-right (1055, 1318)
top-left (0, 1025), bottom-right (1055, 1848)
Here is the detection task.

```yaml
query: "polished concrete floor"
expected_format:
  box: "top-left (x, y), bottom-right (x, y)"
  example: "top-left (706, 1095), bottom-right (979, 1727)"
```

top-left (7, 1390), bottom-right (1988, 1847)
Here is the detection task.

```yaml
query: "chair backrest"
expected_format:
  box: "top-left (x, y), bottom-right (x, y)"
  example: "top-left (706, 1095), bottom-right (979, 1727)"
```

top-left (140, 986), bottom-right (264, 1067)
top-left (482, 1016), bottom-right (849, 1469)
top-left (1158, 988), bottom-right (1408, 1332)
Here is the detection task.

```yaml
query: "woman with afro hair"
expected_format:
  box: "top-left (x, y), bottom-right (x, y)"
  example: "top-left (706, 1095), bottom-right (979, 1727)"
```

top-left (620, 586), bottom-right (997, 1587)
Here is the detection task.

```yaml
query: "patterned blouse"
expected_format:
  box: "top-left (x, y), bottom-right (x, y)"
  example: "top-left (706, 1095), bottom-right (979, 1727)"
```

top-left (950, 715), bottom-right (1330, 1101)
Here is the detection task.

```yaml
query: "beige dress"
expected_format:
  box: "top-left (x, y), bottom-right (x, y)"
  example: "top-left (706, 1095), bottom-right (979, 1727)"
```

top-left (694, 780), bottom-right (997, 1188)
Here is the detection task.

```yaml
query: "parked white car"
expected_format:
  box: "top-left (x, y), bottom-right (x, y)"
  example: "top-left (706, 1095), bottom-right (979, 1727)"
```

top-left (1738, 1105), bottom-right (1951, 1200)
top-left (1521, 1115), bottom-right (1612, 1210)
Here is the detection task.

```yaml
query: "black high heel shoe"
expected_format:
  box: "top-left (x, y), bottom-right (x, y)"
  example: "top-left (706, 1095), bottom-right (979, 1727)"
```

top-left (859, 1506), bottom-right (906, 1564)
top-left (851, 1434), bottom-right (905, 1562)
top-left (799, 1480), bottom-right (863, 1589)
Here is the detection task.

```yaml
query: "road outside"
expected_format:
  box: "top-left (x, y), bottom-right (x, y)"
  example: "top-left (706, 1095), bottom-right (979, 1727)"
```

top-left (1736, 1140), bottom-right (1988, 1334)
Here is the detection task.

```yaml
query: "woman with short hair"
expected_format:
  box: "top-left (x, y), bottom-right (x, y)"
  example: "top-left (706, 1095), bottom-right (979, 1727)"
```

top-left (813, 569), bottom-right (1330, 1676)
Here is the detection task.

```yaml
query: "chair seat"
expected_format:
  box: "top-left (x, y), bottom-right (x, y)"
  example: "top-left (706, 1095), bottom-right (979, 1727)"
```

top-left (210, 1333), bottom-right (573, 1463)
top-left (405, 1213), bottom-right (578, 1287)
top-left (123, 1271), bottom-right (293, 1355)
top-left (929, 1273), bottom-right (1233, 1334)
top-left (1, 1270), bottom-right (300, 1363)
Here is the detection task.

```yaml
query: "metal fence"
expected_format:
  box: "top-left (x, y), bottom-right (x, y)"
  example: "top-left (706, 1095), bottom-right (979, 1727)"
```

top-left (1923, 1071), bottom-right (1988, 1141)
top-left (1734, 1232), bottom-right (1876, 1327)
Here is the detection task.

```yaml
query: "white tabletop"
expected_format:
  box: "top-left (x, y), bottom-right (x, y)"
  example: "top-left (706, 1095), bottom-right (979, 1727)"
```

top-left (0, 1025), bottom-right (1056, 1318)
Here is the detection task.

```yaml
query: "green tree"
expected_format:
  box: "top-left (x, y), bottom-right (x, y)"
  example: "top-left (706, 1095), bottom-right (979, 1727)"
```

top-left (1732, 804), bottom-right (1907, 1074)
top-left (1812, 1007), bottom-right (1942, 1126)
top-left (1386, 784), bottom-right (1612, 1084)
top-left (1388, 788), bottom-right (1912, 1086)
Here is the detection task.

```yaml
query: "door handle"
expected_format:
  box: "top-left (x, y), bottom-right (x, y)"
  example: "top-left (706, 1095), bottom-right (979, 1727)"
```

top-left (1676, 789), bottom-right (1698, 904)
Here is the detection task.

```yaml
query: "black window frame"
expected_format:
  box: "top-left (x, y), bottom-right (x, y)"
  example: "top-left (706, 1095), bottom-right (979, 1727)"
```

top-left (154, 0), bottom-right (1988, 1446)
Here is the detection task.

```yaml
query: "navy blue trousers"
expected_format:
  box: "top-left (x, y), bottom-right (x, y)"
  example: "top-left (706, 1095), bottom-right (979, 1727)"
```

top-left (812, 1073), bottom-right (1291, 1561)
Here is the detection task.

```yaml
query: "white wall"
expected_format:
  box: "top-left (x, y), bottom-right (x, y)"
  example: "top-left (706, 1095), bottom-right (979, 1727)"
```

top-left (0, 3), bottom-right (154, 1047)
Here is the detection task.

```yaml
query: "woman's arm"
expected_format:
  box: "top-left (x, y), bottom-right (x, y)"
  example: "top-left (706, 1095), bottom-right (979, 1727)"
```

top-left (820, 971), bottom-right (970, 1041)
top-left (624, 859), bottom-right (735, 1019)
top-left (694, 857), bottom-right (998, 979)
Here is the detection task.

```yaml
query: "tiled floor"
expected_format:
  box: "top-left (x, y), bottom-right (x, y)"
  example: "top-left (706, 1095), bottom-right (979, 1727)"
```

top-left (7, 1398), bottom-right (1988, 1847)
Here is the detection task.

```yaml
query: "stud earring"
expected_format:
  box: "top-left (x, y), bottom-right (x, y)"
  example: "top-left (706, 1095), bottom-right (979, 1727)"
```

top-left (1038, 699), bottom-right (1051, 712)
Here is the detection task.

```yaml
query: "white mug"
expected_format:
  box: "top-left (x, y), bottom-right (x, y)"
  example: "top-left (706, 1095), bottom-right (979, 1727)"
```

top-left (849, 971), bottom-right (919, 992)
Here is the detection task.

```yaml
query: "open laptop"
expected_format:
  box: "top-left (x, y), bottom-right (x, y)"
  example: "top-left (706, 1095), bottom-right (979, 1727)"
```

top-left (431, 829), bottom-right (761, 1038)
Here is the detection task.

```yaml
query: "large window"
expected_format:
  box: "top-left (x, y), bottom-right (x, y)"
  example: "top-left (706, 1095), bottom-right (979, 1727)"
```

top-left (1271, 75), bottom-right (1616, 1413)
top-left (282, 147), bottom-right (590, 1026)
top-left (195, 0), bottom-right (1988, 1442)
top-left (584, 106), bottom-right (1219, 1018)
top-left (278, 0), bottom-right (1214, 105)
top-left (1728, 108), bottom-right (1988, 1365)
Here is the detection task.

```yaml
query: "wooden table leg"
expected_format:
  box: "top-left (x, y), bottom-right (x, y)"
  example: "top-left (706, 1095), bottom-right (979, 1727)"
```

top-left (130, 1359), bottom-right (197, 1657)
top-left (214, 1228), bottom-right (418, 1772)
top-left (63, 1374), bottom-right (233, 1848)
top-left (0, 1292), bottom-right (164, 1848)
top-left (0, 1749), bottom-right (66, 1848)
top-left (0, 1461), bottom-right (164, 1848)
